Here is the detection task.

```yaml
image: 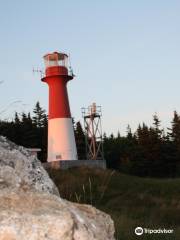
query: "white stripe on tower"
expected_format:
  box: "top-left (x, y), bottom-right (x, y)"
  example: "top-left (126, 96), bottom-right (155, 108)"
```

top-left (48, 118), bottom-right (77, 161)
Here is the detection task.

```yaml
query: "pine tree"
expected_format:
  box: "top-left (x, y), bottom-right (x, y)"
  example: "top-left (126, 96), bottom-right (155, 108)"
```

top-left (20, 112), bottom-right (36, 147)
top-left (32, 102), bottom-right (47, 128)
top-left (168, 111), bottom-right (180, 144)
top-left (152, 113), bottom-right (162, 140)
top-left (117, 131), bottom-right (121, 139)
top-left (75, 121), bottom-right (86, 160)
top-left (13, 112), bottom-right (22, 144)
top-left (126, 124), bottom-right (133, 139)
top-left (167, 111), bottom-right (180, 176)
top-left (14, 112), bottom-right (20, 125)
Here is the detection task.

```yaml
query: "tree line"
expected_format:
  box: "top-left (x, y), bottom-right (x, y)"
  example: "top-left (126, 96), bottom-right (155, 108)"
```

top-left (104, 113), bottom-right (180, 178)
top-left (0, 101), bottom-right (180, 178)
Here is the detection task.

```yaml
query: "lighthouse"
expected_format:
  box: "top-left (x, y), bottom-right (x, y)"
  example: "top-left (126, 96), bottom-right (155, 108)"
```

top-left (42, 52), bottom-right (77, 162)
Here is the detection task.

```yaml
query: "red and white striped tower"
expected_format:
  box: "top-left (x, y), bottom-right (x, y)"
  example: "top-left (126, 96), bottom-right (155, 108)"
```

top-left (41, 52), bottom-right (77, 162)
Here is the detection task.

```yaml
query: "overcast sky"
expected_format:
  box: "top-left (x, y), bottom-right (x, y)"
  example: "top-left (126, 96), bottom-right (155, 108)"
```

top-left (0, 0), bottom-right (179, 135)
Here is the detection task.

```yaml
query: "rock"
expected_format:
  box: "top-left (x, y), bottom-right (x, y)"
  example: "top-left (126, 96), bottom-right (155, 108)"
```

top-left (0, 188), bottom-right (115, 240)
top-left (0, 136), bottom-right (115, 239)
top-left (0, 136), bottom-right (59, 196)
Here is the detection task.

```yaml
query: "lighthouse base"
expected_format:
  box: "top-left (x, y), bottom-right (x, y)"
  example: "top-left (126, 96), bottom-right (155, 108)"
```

top-left (48, 118), bottom-right (78, 162)
top-left (43, 160), bottom-right (106, 170)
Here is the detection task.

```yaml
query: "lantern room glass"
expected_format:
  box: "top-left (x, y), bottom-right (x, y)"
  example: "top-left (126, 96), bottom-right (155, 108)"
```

top-left (44, 52), bottom-right (68, 69)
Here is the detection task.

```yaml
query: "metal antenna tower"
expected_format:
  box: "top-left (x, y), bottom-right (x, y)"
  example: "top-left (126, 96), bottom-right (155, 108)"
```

top-left (81, 103), bottom-right (104, 160)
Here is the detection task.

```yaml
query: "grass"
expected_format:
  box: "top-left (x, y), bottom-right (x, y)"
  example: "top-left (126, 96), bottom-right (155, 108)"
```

top-left (47, 167), bottom-right (180, 240)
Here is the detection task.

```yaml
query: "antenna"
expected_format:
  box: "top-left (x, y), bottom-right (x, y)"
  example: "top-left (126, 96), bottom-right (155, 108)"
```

top-left (33, 68), bottom-right (44, 78)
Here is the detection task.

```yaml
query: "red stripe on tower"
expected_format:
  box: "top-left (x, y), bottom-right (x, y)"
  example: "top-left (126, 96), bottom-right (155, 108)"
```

top-left (41, 52), bottom-right (77, 162)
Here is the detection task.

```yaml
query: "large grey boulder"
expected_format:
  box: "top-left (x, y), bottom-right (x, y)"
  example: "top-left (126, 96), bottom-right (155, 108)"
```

top-left (0, 136), bottom-right (59, 196)
top-left (0, 188), bottom-right (115, 240)
top-left (0, 136), bottom-right (115, 240)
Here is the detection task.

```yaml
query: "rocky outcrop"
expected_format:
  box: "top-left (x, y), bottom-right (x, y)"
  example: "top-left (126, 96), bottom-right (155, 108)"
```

top-left (0, 188), bottom-right (114, 240)
top-left (0, 136), bottom-right (115, 240)
top-left (0, 136), bottom-right (59, 196)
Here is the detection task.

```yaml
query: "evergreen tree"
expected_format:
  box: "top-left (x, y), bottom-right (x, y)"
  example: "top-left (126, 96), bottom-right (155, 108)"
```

top-left (33, 102), bottom-right (47, 128)
top-left (168, 111), bottom-right (180, 144)
top-left (20, 112), bottom-right (36, 147)
top-left (75, 121), bottom-right (86, 160)
top-left (117, 131), bottom-right (121, 139)
top-left (126, 124), bottom-right (133, 140)
top-left (167, 111), bottom-right (180, 175)
top-left (152, 113), bottom-right (163, 140)
top-left (14, 112), bottom-right (20, 125)
top-left (13, 112), bottom-right (22, 144)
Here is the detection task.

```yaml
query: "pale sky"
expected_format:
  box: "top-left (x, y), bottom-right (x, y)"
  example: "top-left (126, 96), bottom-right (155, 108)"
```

top-left (0, 0), bottom-right (180, 135)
